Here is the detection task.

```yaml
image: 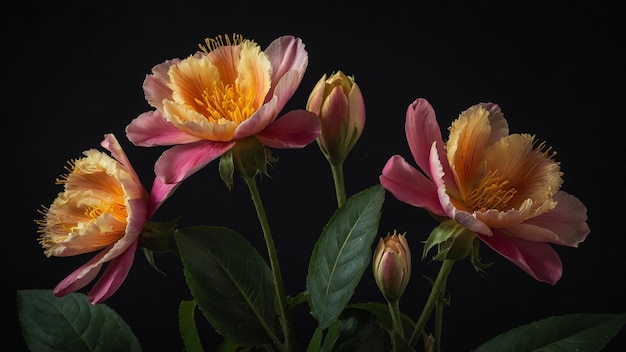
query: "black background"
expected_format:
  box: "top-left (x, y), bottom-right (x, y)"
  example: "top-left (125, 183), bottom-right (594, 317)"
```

top-left (4, 1), bottom-right (626, 351)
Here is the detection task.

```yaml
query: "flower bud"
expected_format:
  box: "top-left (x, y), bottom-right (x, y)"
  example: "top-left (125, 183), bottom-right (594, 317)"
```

top-left (373, 230), bottom-right (411, 303)
top-left (306, 71), bottom-right (365, 163)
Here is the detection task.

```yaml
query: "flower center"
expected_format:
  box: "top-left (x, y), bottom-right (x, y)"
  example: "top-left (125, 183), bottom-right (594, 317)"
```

top-left (195, 81), bottom-right (255, 124)
top-left (465, 169), bottom-right (517, 212)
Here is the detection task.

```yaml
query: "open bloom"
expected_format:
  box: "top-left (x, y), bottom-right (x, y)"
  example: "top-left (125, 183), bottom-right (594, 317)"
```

top-left (37, 134), bottom-right (177, 304)
top-left (380, 98), bottom-right (589, 284)
top-left (306, 71), bottom-right (365, 162)
top-left (373, 231), bottom-right (411, 303)
top-left (126, 34), bottom-right (321, 184)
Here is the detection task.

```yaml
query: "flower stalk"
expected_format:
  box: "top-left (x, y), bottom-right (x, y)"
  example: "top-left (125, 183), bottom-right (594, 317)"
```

top-left (243, 175), bottom-right (296, 352)
top-left (329, 157), bottom-right (346, 207)
top-left (409, 259), bottom-right (454, 348)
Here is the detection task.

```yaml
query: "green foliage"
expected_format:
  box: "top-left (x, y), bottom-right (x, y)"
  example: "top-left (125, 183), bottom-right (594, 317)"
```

top-left (178, 300), bottom-right (203, 352)
top-left (474, 313), bottom-right (626, 352)
top-left (17, 289), bottom-right (141, 352)
top-left (307, 184), bottom-right (385, 329)
top-left (175, 226), bottom-right (281, 347)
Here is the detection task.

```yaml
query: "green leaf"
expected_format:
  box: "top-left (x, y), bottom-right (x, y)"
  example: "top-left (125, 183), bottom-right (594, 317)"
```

top-left (474, 313), bottom-right (626, 352)
top-left (175, 226), bottom-right (281, 347)
top-left (179, 300), bottom-right (203, 352)
top-left (331, 308), bottom-right (391, 352)
top-left (306, 326), bottom-right (323, 352)
top-left (307, 184), bottom-right (385, 329)
top-left (17, 289), bottom-right (141, 352)
top-left (348, 302), bottom-right (415, 336)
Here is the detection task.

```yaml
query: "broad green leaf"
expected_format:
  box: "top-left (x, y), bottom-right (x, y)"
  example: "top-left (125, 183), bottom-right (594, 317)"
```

top-left (179, 300), bottom-right (203, 352)
top-left (306, 326), bottom-right (323, 352)
top-left (474, 313), bottom-right (626, 352)
top-left (331, 308), bottom-right (391, 352)
top-left (175, 226), bottom-right (280, 347)
top-left (348, 302), bottom-right (415, 336)
top-left (17, 289), bottom-right (140, 352)
top-left (307, 184), bottom-right (385, 329)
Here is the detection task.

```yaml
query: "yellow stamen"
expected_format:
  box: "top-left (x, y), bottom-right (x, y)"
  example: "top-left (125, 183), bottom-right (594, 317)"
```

top-left (465, 169), bottom-right (517, 212)
top-left (192, 80), bottom-right (256, 124)
top-left (199, 33), bottom-right (244, 53)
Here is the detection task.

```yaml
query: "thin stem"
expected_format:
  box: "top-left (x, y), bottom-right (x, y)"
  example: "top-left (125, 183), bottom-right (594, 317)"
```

top-left (329, 158), bottom-right (346, 207)
top-left (388, 299), bottom-right (405, 339)
top-left (408, 259), bottom-right (455, 347)
top-left (243, 176), bottom-right (296, 352)
top-left (434, 275), bottom-right (448, 352)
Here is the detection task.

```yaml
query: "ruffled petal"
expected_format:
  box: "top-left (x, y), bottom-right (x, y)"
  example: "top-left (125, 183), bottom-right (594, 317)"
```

top-left (88, 240), bottom-right (138, 304)
top-left (255, 110), bottom-right (321, 148)
top-left (478, 231), bottom-right (563, 285)
top-left (143, 59), bottom-right (179, 110)
top-left (522, 191), bottom-right (590, 247)
top-left (126, 110), bottom-right (201, 147)
top-left (155, 140), bottom-right (235, 184)
top-left (380, 155), bottom-right (446, 217)
top-left (429, 142), bottom-right (492, 235)
top-left (480, 102), bottom-right (509, 146)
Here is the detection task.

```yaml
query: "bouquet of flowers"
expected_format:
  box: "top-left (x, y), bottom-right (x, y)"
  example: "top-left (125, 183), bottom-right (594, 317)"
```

top-left (17, 33), bottom-right (625, 351)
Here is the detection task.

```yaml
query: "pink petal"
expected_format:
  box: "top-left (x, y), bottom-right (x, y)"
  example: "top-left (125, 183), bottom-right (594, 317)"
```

top-left (126, 110), bottom-right (201, 147)
top-left (234, 97), bottom-right (279, 139)
top-left (264, 35), bottom-right (308, 107)
top-left (124, 198), bottom-right (149, 241)
top-left (522, 191), bottom-right (590, 247)
top-left (480, 102), bottom-right (510, 146)
top-left (379, 155), bottom-right (446, 217)
top-left (147, 177), bottom-right (180, 218)
top-left (88, 240), bottom-right (138, 304)
top-left (53, 248), bottom-right (109, 296)
top-left (271, 70), bottom-right (307, 113)
top-left (478, 231), bottom-right (563, 285)
top-left (143, 59), bottom-right (179, 110)
top-left (101, 133), bottom-right (142, 190)
top-left (405, 99), bottom-right (452, 185)
top-left (155, 140), bottom-right (235, 184)
top-left (429, 142), bottom-right (492, 235)
top-left (255, 110), bottom-right (321, 148)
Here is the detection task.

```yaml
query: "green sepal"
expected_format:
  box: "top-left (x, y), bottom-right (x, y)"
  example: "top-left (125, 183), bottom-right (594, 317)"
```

top-left (469, 237), bottom-right (492, 273)
top-left (232, 137), bottom-right (267, 178)
top-left (422, 219), bottom-right (475, 261)
top-left (219, 149), bottom-right (235, 190)
top-left (138, 218), bottom-right (180, 253)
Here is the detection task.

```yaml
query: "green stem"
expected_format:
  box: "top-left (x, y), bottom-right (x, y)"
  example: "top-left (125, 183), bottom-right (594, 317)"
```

top-left (434, 274), bottom-right (448, 352)
top-left (408, 259), bottom-right (455, 347)
top-left (329, 158), bottom-right (346, 207)
top-left (243, 176), bottom-right (296, 352)
top-left (388, 299), bottom-right (405, 339)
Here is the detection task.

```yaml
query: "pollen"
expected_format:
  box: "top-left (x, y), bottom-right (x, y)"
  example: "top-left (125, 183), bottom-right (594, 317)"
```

top-left (465, 169), bottom-right (517, 212)
top-left (194, 80), bottom-right (255, 124)
top-left (199, 33), bottom-right (244, 53)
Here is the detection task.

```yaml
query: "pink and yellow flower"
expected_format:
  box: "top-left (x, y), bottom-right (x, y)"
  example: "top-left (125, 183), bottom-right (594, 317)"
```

top-left (380, 98), bottom-right (589, 284)
top-left (126, 34), bottom-right (321, 184)
top-left (37, 134), bottom-right (177, 304)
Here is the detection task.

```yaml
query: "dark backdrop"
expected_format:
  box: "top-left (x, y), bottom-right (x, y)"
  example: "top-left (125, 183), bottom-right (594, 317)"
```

top-left (5, 1), bottom-right (625, 351)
